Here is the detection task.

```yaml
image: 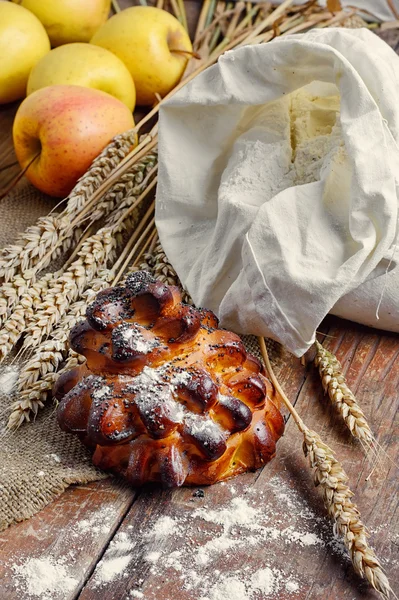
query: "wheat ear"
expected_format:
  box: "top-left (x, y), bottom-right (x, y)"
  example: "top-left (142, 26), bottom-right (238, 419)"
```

top-left (0, 275), bottom-right (34, 327)
top-left (7, 273), bottom-right (112, 428)
top-left (259, 337), bottom-right (393, 599)
top-left (0, 130), bottom-right (137, 283)
top-left (0, 274), bottom-right (54, 360)
top-left (7, 351), bottom-right (85, 430)
top-left (314, 340), bottom-right (375, 448)
top-left (19, 178), bottom-right (155, 351)
top-left (88, 149), bottom-right (157, 223)
top-left (134, 241), bottom-right (193, 304)
top-left (0, 151), bottom-right (157, 338)
top-left (21, 228), bottom-right (118, 353)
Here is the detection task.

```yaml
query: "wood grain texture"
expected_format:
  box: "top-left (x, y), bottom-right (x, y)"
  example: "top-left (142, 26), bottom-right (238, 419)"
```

top-left (0, 480), bottom-right (136, 600)
top-left (74, 319), bottom-right (398, 600)
top-left (0, 103), bottom-right (19, 189)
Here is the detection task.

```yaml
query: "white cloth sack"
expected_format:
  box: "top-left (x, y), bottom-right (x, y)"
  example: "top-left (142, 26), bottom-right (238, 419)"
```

top-left (156, 28), bottom-right (399, 356)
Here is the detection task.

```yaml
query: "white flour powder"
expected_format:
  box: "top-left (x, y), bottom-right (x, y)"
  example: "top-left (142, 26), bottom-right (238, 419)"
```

top-left (144, 515), bottom-right (179, 541)
top-left (93, 532), bottom-right (135, 587)
top-left (124, 473), bottom-right (358, 598)
top-left (0, 365), bottom-right (18, 395)
top-left (74, 504), bottom-right (115, 536)
top-left (8, 472), bottom-right (388, 599)
top-left (144, 551), bottom-right (162, 564)
top-left (193, 497), bottom-right (260, 532)
top-left (8, 501), bottom-right (127, 598)
top-left (12, 557), bottom-right (78, 600)
top-left (200, 567), bottom-right (285, 600)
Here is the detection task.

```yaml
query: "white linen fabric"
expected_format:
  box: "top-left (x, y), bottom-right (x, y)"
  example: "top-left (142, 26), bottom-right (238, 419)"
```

top-left (156, 28), bottom-right (399, 356)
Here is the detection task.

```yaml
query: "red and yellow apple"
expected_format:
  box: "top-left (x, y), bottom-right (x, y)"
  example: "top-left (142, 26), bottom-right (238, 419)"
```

top-left (27, 43), bottom-right (136, 111)
top-left (12, 0), bottom-right (111, 47)
top-left (91, 6), bottom-right (192, 106)
top-left (13, 85), bottom-right (135, 198)
top-left (0, 2), bottom-right (50, 105)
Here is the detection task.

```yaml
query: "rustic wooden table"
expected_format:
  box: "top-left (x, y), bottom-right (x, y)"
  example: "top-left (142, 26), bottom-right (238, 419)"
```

top-left (0, 3), bottom-right (398, 599)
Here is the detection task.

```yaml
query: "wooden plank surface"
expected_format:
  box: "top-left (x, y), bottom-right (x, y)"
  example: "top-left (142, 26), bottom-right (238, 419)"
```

top-left (0, 2), bottom-right (398, 599)
top-left (0, 319), bottom-right (397, 599)
top-left (74, 318), bottom-right (399, 600)
top-left (1, 480), bottom-right (136, 600)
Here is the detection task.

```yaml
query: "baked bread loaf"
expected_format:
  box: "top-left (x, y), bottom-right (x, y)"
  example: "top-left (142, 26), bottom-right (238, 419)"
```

top-left (55, 272), bottom-right (284, 487)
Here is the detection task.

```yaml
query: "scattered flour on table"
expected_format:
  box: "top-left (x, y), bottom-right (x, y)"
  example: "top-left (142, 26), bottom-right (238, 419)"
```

top-left (144, 551), bottom-right (162, 564)
top-left (8, 474), bottom-right (361, 599)
top-left (93, 532), bottom-right (135, 587)
top-left (286, 580), bottom-right (300, 592)
top-left (9, 501), bottom-right (126, 598)
top-left (200, 567), bottom-right (290, 600)
top-left (144, 515), bottom-right (180, 541)
top-left (12, 557), bottom-right (78, 600)
top-left (121, 474), bottom-right (357, 599)
top-left (193, 497), bottom-right (260, 532)
top-left (282, 528), bottom-right (322, 546)
top-left (74, 504), bottom-right (115, 536)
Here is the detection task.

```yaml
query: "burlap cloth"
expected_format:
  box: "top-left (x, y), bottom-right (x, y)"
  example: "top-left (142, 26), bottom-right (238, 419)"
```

top-left (0, 180), bottom-right (108, 532)
top-left (0, 179), bottom-right (279, 531)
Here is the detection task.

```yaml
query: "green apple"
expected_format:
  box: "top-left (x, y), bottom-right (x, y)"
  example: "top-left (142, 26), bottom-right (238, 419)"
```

top-left (12, 0), bottom-right (111, 47)
top-left (91, 6), bottom-right (193, 106)
top-left (28, 43), bottom-right (136, 111)
top-left (0, 2), bottom-right (50, 104)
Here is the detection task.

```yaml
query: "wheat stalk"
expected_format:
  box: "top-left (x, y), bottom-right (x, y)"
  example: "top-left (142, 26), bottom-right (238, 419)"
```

top-left (259, 337), bottom-right (393, 599)
top-left (7, 273), bottom-right (112, 428)
top-left (0, 130), bottom-right (137, 283)
top-left (132, 240), bottom-right (193, 304)
top-left (88, 149), bottom-right (157, 223)
top-left (0, 151), bottom-right (157, 336)
top-left (302, 428), bottom-right (392, 597)
top-left (21, 231), bottom-right (115, 351)
top-left (0, 306), bottom-right (26, 361)
top-left (7, 351), bottom-right (85, 430)
top-left (17, 340), bottom-right (66, 392)
top-left (0, 216), bottom-right (61, 282)
top-left (0, 274), bottom-right (53, 360)
top-left (0, 275), bottom-right (32, 325)
top-left (314, 340), bottom-right (375, 447)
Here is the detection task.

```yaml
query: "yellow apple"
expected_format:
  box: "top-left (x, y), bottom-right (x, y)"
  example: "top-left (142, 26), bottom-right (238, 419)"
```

top-left (13, 85), bottom-right (135, 198)
top-left (91, 6), bottom-right (192, 106)
top-left (0, 3), bottom-right (50, 105)
top-left (27, 43), bottom-right (136, 111)
top-left (12, 0), bottom-right (111, 47)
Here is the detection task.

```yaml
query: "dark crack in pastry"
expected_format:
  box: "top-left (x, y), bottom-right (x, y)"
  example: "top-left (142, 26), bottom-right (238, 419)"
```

top-left (55, 272), bottom-right (285, 487)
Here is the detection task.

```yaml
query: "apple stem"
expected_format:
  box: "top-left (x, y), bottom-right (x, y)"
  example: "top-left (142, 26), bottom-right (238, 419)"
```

top-left (169, 49), bottom-right (202, 59)
top-left (0, 151), bottom-right (40, 201)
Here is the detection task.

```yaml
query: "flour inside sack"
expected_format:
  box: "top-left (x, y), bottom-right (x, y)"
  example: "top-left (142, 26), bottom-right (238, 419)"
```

top-left (156, 28), bottom-right (399, 355)
top-left (219, 83), bottom-right (343, 207)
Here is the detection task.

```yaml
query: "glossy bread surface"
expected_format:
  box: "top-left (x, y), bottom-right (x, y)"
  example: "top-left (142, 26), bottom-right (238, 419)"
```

top-left (55, 272), bottom-right (284, 487)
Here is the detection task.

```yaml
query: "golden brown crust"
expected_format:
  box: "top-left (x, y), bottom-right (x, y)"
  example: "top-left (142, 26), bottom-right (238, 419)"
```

top-left (55, 272), bottom-right (284, 487)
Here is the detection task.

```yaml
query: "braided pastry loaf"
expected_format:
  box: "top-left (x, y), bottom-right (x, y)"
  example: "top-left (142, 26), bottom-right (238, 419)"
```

top-left (55, 272), bottom-right (284, 487)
